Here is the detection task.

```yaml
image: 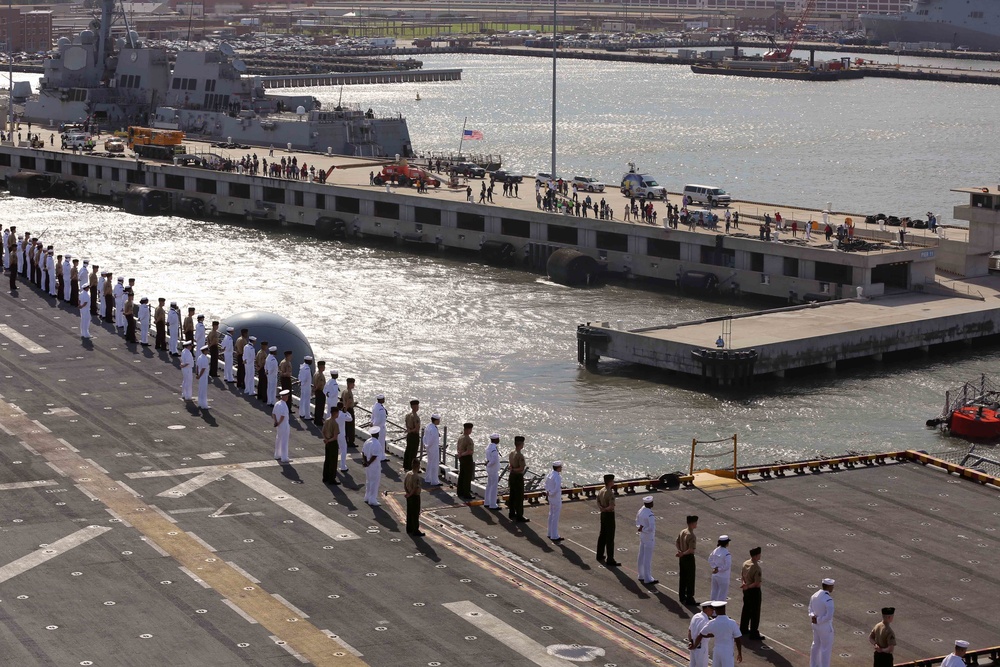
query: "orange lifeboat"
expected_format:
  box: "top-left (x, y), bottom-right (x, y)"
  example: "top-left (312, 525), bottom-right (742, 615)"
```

top-left (949, 405), bottom-right (1000, 439)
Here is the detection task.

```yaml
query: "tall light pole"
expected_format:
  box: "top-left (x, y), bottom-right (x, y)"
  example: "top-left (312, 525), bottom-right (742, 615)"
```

top-left (7, 0), bottom-right (13, 136)
top-left (550, 0), bottom-right (556, 179)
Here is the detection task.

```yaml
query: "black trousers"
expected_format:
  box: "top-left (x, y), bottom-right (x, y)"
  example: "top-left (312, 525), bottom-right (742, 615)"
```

top-left (280, 376), bottom-right (292, 394)
top-left (345, 408), bottom-right (356, 445)
top-left (155, 323), bottom-right (166, 349)
top-left (313, 389), bottom-right (325, 426)
top-left (596, 511), bottom-right (616, 560)
top-left (8, 261), bottom-right (15, 290)
top-left (125, 314), bottom-right (136, 342)
top-left (256, 367), bottom-right (267, 401)
top-left (403, 432), bottom-right (419, 471)
top-left (679, 554), bottom-right (696, 602)
top-left (104, 297), bottom-right (113, 322)
top-left (873, 652), bottom-right (893, 667)
top-left (70, 281), bottom-right (78, 306)
top-left (89, 286), bottom-right (98, 316)
top-left (322, 440), bottom-right (338, 484)
top-left (406, 494), bottom-right (420, 533)
top-left (457, 456), bottom-right (473, 497)
top-left (209, 345), bottom-right (219, 377)
top-left (41, 270), bottom-right (48, 292)
top-left (506, 472), bottom-right (524, 518)
top-left (740, 588), bottom-right (761, 635)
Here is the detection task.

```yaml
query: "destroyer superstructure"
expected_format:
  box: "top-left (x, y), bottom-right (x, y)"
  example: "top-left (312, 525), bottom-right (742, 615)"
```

top-left (861, 0), bottom-right (1000, 51)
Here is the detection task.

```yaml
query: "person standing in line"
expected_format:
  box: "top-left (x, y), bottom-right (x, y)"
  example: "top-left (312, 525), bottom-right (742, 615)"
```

top-left (808, 578), bottom-right (836, 667)
top-left (255, 340), bottom-right (269, 401)
top-left (361, 426), bottom-right (383, 506)
top-left (123, 291), bottom-right (136, 343)
top-left (423, 414), bottom-right (441, 485)
top-left (695, 601), bottom-right (742, 667)
top-left (483, 433), bottom-right (501, 510)
top-left (88, 263), bottom-right (99, 317)
top-left (69, 258), bottom-right (80, 305)
top-left (194, 314), bottom-right (206, 352)
top-left (102, 272), bottom-right (114, 322)
top-left (137, 297), bottom-right (151, 346)
top-left (636, 496), bottom-right (657, 585)
top-left (740, 547), bottom-right (764, 640)
top-left (312, 361), bottom-right (327, 426)
top-left (335, 400), bottom-right (353, 471)
top-left (220, 326), bottom-right (235, 383)
top-left (242, 336), bottom-right (257, 395)
top-left (688, 601), bottom-right (716, 667)
top-left (455, 422), bottom-right (475, 500)
top-left (403, 399), bottom-right (421, 471)
top-left (404, 459), bottom-right (425, 536)
top-left (343, 377), bottom-right (356, 445)
top-left (76, 259), bottom-right (87, 302)
top-left (62, 255), bottom-right (72, 302)
top-left (234, 328), bottom-right (249, 387)
top-left (596, 474), bottom-right (621, 566)
top-left (278, 350), bottom-right (293, 395)
top-left (272, 390), bottom-right (291, 463)
top-left (941, 641), bottom-right (971, 667)
top-left (323, 369), bottom-right (340, 420)
top-left (709, 535), bottom-right (733, 602)
top-left (207, 320), bottom-right (220, 377)
top-left (868, 607), bottom-right (895, 667)
top-left (264, 346), bottom-right (280, 405)
top-left (183, 307), bottom-right (195, 347)
top-left (676, 515), bottom-right (699, 605)
top-left (179, 340), bottom-right (194, 401)
top-left (297, 356), bottom-right (314, 420)
top-left (154, 298), bottom-right (167, 350)
top-left (46, 250), bottom-right (57, 298)
top-left (321, 406), bottom-right (342, 485)
top-left (113, 277), bottom-right (126, 330)
top-left (371, 393), bottom-right (388, 461)
top-left (78, 283), bottom-right (92, 339)
top-left (167, 302), bottom-right (181, 355)
top-left (545, 461), bottom-right (564, 542)
top-left (6, 240), bottom-right (16, 290)
top-left (506, 436), bottom-right (528, 522)
top-left (195, 345), bottom-right (210, 409)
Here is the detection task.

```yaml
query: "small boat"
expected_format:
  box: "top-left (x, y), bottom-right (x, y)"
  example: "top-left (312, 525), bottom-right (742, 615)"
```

top-left (948, 406), bottom-right (1000, 439)
top-left (927, 374), bottom-right (1000, 440)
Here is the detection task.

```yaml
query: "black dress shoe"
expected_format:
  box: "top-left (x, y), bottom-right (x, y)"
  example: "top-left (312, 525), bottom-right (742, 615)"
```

top-left (606, 560), bottom-right (622, 567)
top-left (596, 556), bottom-right (606, 563)
top-left (749, 633), bottom-right (766, 641)
top-left (515, 517), bottom-right (530, 523)
top-left (409, 531), bottom-right (426, 537)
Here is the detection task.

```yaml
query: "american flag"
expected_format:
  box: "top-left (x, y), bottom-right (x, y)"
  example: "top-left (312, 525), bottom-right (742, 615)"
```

top-left (463, 129), bottom-right (484, 140)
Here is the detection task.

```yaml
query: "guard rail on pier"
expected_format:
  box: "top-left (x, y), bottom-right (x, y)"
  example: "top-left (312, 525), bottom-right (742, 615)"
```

top-left (258, 68), bottom-right (461, 89)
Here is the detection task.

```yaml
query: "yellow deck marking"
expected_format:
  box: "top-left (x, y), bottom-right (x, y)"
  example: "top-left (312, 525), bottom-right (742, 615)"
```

top-left (692, 471), bottom-right (752, 490)
top-left (2, 398), bottom-right (365, 666)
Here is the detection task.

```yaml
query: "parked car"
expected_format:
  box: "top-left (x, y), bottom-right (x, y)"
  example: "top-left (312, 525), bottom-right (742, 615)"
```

top-left (683, 184), bottom-right (731, 207)
top-left (452, 162), bottom-right (485, 178)
top-left (488, 169), bottom-right (523, 183)
top-left (535, 171), bottom-right (553, 185)
top-left (104, 138), bottom-right (125, 153)
top-left (572, 176), bottom-right (605, 193)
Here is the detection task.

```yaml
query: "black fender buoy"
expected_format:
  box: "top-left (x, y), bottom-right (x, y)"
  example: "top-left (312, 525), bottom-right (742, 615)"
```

top-left (547, 248), bottom-right (600, 286)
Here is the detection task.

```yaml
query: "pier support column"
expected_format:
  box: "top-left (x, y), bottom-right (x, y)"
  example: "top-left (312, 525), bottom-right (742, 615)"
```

top-left (773, 370), bottom-right (785, 378)
top-left (872, 353), bottom-right (883, 362)
top-left (920, 345), bottom-right (931, 353)
top-left (825, 361), bottom-right (837, 370)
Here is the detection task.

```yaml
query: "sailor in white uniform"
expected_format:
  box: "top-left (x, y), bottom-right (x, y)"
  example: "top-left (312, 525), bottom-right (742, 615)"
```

top-left (194, 314), bottom-right (206, 351)
top-left (484, 433), bottom-right (501, 509)
top-left (264, 346), bottom-right (279, 405)
top-left (423, 414), bottom-right (442, 484)
top-left (137, 297), bottom-right (151, 345)
top-left (113, 277), bottom-right (125, 329)
top-left (808, 578), bottom-right (836, 667)
top-left (62, 255), bottom-right (72, 301)
top-left (272, 390), bottom-right (291, 463)
top-left (220, 327), bottom-right (235, 382)
top-left (361, 425), bottom-right (383, 505)
top-left (297, 356), bottom-right (313, 419)
top-left (941, 640), bottom-right (970, 667)
top-left (545, 461), bottom-right (564, 541)
top-left (1, 228), bottom-right (7, 269)
top-left (47, 251), bottom-right (57, 297)
top-left (371, 394), bottom-right (388, 461)
top-left (336, 402), bottom-right (353, 470)
top-left (78, 286), bottom-right (91, 339)
top-left (709, 535), bottom-right (732, 601)
top-left (695, 601), bottom-right (742, 667)
top-left (323, 369), bottom-right (339, 420)
top-left (688, 601), bottom-right (715, 667)
top-left (167, 302), bottom-right (181, 356)
top-left (195, 345), bottom-right (210, 409)
top-left (242, 336), bottom-right (257, 394)
top-left (636, 496), bottom-right (657, 584)
top-left (179, 341), bottom-right (194, 400)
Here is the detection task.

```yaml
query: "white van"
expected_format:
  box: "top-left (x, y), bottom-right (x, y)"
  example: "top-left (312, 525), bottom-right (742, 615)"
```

top-left (620, 171), bottom-right (666, 200)
top-left (62, 133), bottom-right (95, 151)
top-left (683, 184), bottom-right (731, 207)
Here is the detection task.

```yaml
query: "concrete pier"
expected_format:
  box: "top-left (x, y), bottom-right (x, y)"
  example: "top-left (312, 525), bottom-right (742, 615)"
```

top-left (257, 68), bottom-right (462, 89)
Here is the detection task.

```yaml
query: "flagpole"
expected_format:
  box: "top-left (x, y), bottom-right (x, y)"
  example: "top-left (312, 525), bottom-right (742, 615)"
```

top-left (458, 116), bottom-right (467, 156)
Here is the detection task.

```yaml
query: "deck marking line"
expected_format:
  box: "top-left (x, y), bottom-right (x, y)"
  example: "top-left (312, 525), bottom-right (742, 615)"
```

top-left (222, 598), bottom-right (259, 624)
top-left (126, 455), bottom-right (325, 479)
top-left (444, 600), bottom-right (571, 667)
top-left (157, 471), bottom-right (224, 498)
top-left (320, 630), bottom-right (363, 657)
top-left (0, 480), bottom-right (58, 491)
top-left (0, 525), bottom-right (112, 584)
top-left (0, 324), bottom-right (49, 353)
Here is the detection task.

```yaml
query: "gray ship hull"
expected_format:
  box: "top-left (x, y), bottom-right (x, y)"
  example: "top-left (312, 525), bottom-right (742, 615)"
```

top-left (861, 13), bottom-right (1000, 50)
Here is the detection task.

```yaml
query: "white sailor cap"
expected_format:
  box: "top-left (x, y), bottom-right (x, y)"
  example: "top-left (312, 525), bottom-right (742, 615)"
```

top-left (642, 495), bottom-right (654, 503)
top-left (117, 277), bottom-right (124, 282)
top-left (303, 355), bottom-right (313, 361)
top-left (330, 369), bottom-right (339, 375)
top-left (197, 314), bottom-right (204, 320)
top-left (170, 301), bottom-right (177, 306)
top-left (822, 578), bottom-right (836, 586)
top-left (552, 460), bottom-right (563, 467)
top-left (719, 535), bottom-right (730, 541)
top-left (368, 425), bottom-right (382, 435)
top-left (248, 336), bottom-right (257, 342)
top-left (710, 601), bottom-right (727, 609)
top-left (82, 259), bottom-right (89, 265)
top-left (140, 297), bottom-right (148, 303)
top-left (226, 326), bottom-right (234, 332)
top-left (431, 413), bottom-right (440, 420)
top-left (65, 254), bottom-right (71, 258)
top-left (182, 340), bottom-right (193, 346)
top-left (955, 640), bottom-right (970, 648)
top-left (268, 346), bottom-right (277, 352)
top-left (376, 393), bottom-right (385, 400)
top-left (700, 600), bottom-right (715, 608)
top-left (279, 389), bottom-right (291, 396)
top-left (489, 433), bottom-right (500, 440)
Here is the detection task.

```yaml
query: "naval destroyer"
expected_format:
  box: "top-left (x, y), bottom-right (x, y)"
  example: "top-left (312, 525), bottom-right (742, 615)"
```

top-left (861, 0), bottom-right (1000, 51)
top-left (22, 0), bottom-right (413, 156)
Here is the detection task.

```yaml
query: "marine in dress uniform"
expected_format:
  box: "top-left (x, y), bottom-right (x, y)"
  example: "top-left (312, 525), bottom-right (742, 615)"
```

top-left (235, 329), bottom-right (249, 387)
top-left (242, 337), bottom-right (257, 395)
top-left (740, 547), bottom-right (764, 640)
top-left (322, 406), bottom-right (342, 485)
top-left (506, 436), bottom-right (528, 521)
top-left (808, 578), bottom-right (836, 667)
top-left (278, 350), bottom-right (293, 394)
top-left (483, 433), bottom-right (501, 510)
top-left (264, 346), bottom-right (279, 405)
top-left (311, 361), bottom-right (327, 426)
top-left (195, 345), bottom-right (210, 409)
top-left (688, 601), bottom-right (715, 667)
top-left (596, 474), bottom-right (620, 566)
top-left (102, 272), bottom-right (114, 322)
top-left (297, 357), bottom-right (313, 419)
top-left (423, 414), bottom-right (441, 485)
top-left (88, 264), bottom-right (99, 317)
top-left (68, 258), bottom-right (79, 304)
top-left (335, 402), bottom-right (353, 471)
top-left (636, 496), bottom-right (657, 584)
top-left (154, 298), bottom-right (167, 350)
top-left (183, 307), bottom-right (195, 348)
top-left (403, 399), bottom-right (421, 472)
top-left (868, 607), bottom-right (895, 667)
top-left (123, 291), bottom-right (137, 342)
top-left (7, 242), bottom-right (17, 290)
top-left (371, 394), bottom-right (388, 461)
top-left (361, 426), bottom-right (383, 506)
top-left (709, 536), bottom-right (732, 602)
top-left (78, 286), bottom-right (92, 339)
top-left (695, 602), bottom-right (742, 667)
top-left (404, 459), bottom-right (424, 536)
top-left (342, 378), bottom-right (356, 445)
top-left (942, 641), bottom-right (970, 667)
top-left (455, 423), bottom-right (475, 499)
top-left (179, 341), bottom-right (194, 400)
top-left (272, 390), bottom-right (291, 463)
top-left (220, 327), bottom-right (235, 382)
top-left (207, 321), bottom-right (220, 377)
top-left (323, 369), bottom-right (339, 420)
top-left (545, 461), bottom-right (564, 541)
top-left (255, 340), bottom-right (269, 401)
top-left (676, 515), bottom-right (699, 605)
top-left (138, 297), bottom-right (151, 346)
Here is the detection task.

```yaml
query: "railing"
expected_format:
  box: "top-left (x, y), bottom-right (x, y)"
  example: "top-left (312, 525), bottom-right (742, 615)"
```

top-left (894, 645), bottom-right (1000, 666)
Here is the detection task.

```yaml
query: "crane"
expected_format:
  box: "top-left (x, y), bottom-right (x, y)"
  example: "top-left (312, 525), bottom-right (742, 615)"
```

top-left (763, 0), bottom-right (818, 61)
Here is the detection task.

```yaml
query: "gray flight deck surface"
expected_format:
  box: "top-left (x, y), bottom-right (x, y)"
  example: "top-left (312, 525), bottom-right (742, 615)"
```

top-left (2, 283), bottom-right (999, 666)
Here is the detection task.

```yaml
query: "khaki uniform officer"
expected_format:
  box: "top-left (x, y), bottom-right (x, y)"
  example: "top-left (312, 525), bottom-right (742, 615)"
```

top-left (254, 340), bottom-right (269, 402)
top-left (183, 307), bottom-right (195, 345)
top-left (455, 422), bottom-right (475, 500)
top-left (404, 459), bottom-right (424, 536)
top-left (312, 361), bottom-right (327, 427)
top-left (207, 321), bottom-right (221, 377)
top-left (235, 329), bottom-right (249, 386)
top-left (868, 608), bottom-right (895, 667)
top-left (676, 515), bottom-right (699, 605)
top-left (278, 350), bottom-right (293, 394)
top-left (154, 298), bottom-right (167, 350)
top-left (403, 399), bottom-right (421, 471)
top-left (321, 406), bottom-right (342, 486)
top-left (740, 546), bottom-right (764, 640)
top-left (506, 436), bottom-right (528, 522)
top-left (342, 378), bottom-right (356, 445)
top-left (596, 474), bottom-right (620, 566)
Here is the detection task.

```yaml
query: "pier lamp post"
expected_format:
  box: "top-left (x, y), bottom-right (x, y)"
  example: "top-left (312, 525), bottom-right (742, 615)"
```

top-left (6, 0), bottom-right (13, 137)
top-left (550, 0), bottom-right (557, 179)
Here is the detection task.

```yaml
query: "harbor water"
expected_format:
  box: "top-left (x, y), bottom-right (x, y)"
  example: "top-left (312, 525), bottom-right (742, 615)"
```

top-left (5, 54), bottom-right (997, 480)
